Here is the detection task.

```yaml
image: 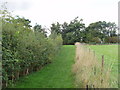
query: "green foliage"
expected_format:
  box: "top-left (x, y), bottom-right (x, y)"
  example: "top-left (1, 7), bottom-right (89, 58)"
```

top-left (50, 22), bottom-right (61, 34)
top-left (105, 36), bottom-right (118, 43)
top-left (34, 24), bottom-right (47, 37)
top-left (50, 18), bottom-right (118, 45)
top-left (2, 10), bottom-right (63, 88)
top-left (50, 17), bottom-right (85, 45)
top-left (91, 37), bottom-right (101, 44)
top-left (85, 21), bottom-right (117, 44)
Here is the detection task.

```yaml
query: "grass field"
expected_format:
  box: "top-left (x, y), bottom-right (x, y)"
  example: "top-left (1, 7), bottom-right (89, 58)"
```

top-left (10, 45), bottom-right (75, 88)
top-left (89, 45), bottom-right (118, 88)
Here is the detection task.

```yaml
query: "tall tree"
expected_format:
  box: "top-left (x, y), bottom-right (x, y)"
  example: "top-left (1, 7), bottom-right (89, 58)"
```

top-left (50, 22), bottom-right (61, 34)
top-left (33, 24), bottom-right (47, 37)
top-left (61, 17), bottom-right (85, 44)
top-left (85, 21), bottom-right (117, 43)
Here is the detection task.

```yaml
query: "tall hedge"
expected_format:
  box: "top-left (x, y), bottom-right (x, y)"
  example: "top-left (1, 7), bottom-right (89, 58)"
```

top-left (2, 14), bottom-right (63, 88)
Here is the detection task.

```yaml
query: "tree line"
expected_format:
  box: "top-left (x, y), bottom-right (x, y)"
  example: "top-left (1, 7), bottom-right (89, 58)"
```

top-left (47, 17), bottom-right (118, 45)
top-left (6, 16), bottom-right (117, 45)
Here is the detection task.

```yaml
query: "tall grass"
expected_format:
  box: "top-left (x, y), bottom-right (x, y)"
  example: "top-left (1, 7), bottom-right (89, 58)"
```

top-left (73, 42), bottom-right (111, 88)
top-left (89, 45), bottom-right (118, 88)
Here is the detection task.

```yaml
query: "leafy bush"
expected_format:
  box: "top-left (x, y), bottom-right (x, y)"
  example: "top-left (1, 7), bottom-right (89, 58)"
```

top-left (105, 36), bottom-right (118, 43)
top-left (91, 37), bottom-right (101, 44)
top-left (2, 12), bottom-right (63, 88)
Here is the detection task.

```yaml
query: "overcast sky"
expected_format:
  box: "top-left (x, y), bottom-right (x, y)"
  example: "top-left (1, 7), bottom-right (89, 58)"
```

top-left (1, 0), bottom-right (120, 28)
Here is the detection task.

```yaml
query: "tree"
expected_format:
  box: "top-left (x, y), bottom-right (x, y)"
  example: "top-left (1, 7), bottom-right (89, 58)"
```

top-left (50, 22), bottom-right (61, 34)
top-left (33, 24), bottom-right (47, 37)
top-left (61, 17), bottom-right (85, 44)
top-left (85, 21), bottom-right (117, 43)
top-left (91, 37), bottom-right (101, 44)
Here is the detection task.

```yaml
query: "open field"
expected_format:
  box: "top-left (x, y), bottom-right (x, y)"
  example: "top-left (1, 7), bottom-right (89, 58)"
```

top-left (89, 45), bottom-right (118, 88)
top-left (9, 45), bottom-right (75, 88)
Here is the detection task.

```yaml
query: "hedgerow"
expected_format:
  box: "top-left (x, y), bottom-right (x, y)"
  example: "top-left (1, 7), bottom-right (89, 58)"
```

top-left (2, 10), bottom-right (63, 88)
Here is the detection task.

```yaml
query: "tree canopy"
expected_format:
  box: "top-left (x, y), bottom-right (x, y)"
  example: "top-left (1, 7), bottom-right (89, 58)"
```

top-left (50, 17), bottom-right (118, 44)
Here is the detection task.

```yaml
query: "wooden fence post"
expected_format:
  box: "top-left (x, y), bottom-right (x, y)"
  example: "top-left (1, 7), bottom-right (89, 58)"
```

top-left (101, 55), bottom-right (104, 84)
top-left (94, 67), bottom-right (96, 75)
top-left (93, 51), bottom-right (96, 75)
top-left (89, 48), bottom-right (90, 53)
top-left (102, 55), bottom-right (104, 69)
top-left (94, 51), bottom-right (95, 57)
top-left (92, 85), bottom-right (96, 90)
top-left (86, 84), bottom-right (89, 90)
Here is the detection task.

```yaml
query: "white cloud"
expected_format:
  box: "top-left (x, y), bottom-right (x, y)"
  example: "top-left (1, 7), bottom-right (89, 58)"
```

top-left (2, 0), bottom-right (119, 27)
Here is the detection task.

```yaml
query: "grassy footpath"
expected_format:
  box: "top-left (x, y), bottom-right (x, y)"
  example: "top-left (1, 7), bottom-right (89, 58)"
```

top-left (89, 45), bottom-right (118, 88)
top-left (10, 45), bottom-right (75, 88)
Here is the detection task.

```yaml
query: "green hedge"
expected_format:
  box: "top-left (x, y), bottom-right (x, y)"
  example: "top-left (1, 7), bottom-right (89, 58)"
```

top-left (2, 16), bottom-right (63, 88)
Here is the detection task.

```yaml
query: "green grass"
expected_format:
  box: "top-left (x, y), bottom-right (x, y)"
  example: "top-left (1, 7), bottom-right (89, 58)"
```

top-left (89, 45), bottom-right (118, 88)
top-left (10, 45), bottom-right (75, 88)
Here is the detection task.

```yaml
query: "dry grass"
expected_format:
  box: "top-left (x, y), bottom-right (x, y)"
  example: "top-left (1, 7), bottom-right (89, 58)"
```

top-left (73, 42), bottom-right (111, 88)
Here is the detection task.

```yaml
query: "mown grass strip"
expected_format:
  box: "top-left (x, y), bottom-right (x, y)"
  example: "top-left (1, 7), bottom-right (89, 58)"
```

top-left (10, 45), bottom-right (75, 88)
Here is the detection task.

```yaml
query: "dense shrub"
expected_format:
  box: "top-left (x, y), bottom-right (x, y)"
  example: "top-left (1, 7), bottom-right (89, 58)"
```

top-left (91, 37), bottom-right (101, 44)
top-left (2, 14), bottom-right (63, 88)
top-left (105, 36), bottom-right (118, 43)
